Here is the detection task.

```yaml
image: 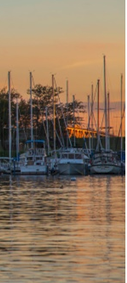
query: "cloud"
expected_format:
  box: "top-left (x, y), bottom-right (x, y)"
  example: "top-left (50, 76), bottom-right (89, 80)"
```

top-left (59, 60), bottom-right (96, 70)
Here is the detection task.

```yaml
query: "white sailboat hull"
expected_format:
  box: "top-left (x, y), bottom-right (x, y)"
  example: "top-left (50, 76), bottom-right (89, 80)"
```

top-left (13, 165), bottom-right (48, 175)
top-left (90, 164), bottom-right (121, 174)
top-left (2, 141), bottom-right (48, 175)
top-left (58, 162), bottom-right (85, 175)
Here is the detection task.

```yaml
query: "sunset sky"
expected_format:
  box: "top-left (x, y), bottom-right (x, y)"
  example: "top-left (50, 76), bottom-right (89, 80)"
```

top-left (0, 0), bottom-right (125, 106)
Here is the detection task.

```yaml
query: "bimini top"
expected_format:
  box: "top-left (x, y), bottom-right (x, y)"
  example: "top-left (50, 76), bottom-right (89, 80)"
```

top-left (26, 140), bottom-right (45, 144)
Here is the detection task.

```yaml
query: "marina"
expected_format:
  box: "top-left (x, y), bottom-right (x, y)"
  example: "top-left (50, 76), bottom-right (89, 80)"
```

top-left (0, 56), bottom-right (125, 176)
top-left (0, 1), bottom-right (125, 282)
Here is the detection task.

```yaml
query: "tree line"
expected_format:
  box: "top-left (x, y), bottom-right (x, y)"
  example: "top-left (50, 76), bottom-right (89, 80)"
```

top-left (0, 84), bottom-right (86, 152)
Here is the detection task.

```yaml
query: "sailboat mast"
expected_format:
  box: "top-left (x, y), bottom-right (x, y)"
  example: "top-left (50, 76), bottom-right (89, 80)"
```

top-left (87, 95), bottom-right (91, 151)
top-left (66, 79), bottom-right (69, 148)
top-left (97, 79), bottom-right (100, 147)
top-left (52, 74), bottom-right (56, 154)
top-left (107, 92), bottom-right (110, 135)
top-left (73, 94), bottom-right (76, 147)
top-left (46, 107), bottom-right (50, 155)
top-left (66, 80), bottom-right (69, 106)
top-left (107, 92), bottom-right (110, 150)
top-left (120, 74), bottom-right (123, 162)
top-left (91, 84), bottom-right (94, 150)
top-left (30, 72), bottom-right (33, 148)
top-left (16, 97), bottom-right (19, 160)
top-left (8, 71), bottom-right (11, 161)
top-left (103, 55), bottom-right (108, 150)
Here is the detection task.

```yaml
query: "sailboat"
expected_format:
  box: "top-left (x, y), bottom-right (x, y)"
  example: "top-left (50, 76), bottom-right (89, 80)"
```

top-left (13, 139), bottom-right (48, 175)
top-left (57, 94), bottom-right (87, 175)
top-left (0, 71), bottom-right (13, 174)
top-left (14, 72), bottom-right (48, 175)
top-left (48, 78), bottom-right (87, 175)
top-left (57, 147), bottom-right (87, 175)
top-left (2, 72), bottom-right (48, 175)
top-left (90, 150), bottom-right (121, 174)
top-left (90, 56), bottom-right (121, 174)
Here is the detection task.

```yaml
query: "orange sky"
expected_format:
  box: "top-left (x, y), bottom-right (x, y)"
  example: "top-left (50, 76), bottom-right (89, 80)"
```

top-left (0, 40), bottom-right (125, 103)
top-left (0, 0), bottom-right (125, 137)
top-left (0, 0), bottom-right (125, 104)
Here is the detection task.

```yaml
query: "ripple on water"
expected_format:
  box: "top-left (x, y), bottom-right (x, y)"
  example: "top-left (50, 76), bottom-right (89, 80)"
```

top-left (0, 175), bottom-right (125, 282)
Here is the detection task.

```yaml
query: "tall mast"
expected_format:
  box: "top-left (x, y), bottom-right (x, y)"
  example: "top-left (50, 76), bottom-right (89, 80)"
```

top-left (30, 72), bottom-right (33, 148)
top-left (16, 97), bottom-right (19, 160)
top-left (97, 79), bottom-right (100, 150)
top-left (66, 79), bottom-right (69, 106)
top-left (46, 107), bottom-right (50, 155)
top-left (87, 95), bottom-right (90, 127)
top-left (91, 84), bottom-right (94, 150)
top-left (66, 79), bottom-right (69, 147)
top-left (103, 55), bottom-right (108, 150)
top-left (73, 94), bottom-right (76, 147)
top-left (107, 93), bottom-right (110, 135)
top-left (52, 74), bottom-right (56, 155)
top-left (97, 80), bottom-right (100, 135)
top-left (120, 74), bottom-right (123, 162)
top-left (8, 71), bottom-right (11, 161)
top-left (107, 92), bottom-right (110, 149)
top-left (87, 95), bottom-right (91, 151)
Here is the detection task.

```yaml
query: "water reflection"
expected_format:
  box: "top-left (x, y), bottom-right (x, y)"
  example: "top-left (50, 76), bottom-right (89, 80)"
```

top-left (0, 175), bottom-right (125, 282)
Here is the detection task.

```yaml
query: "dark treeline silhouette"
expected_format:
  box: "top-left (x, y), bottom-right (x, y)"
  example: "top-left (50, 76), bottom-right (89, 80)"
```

top-left (0, 84), bottom-right (86, 154)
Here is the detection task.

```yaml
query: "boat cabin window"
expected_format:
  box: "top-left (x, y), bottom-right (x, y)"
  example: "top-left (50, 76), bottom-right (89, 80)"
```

top-left (61, 154), bottom-right (68, 158)
top-left (36, 157), bottom-right (42, 160)
top-left (27, 157), bottom-right (33, 161)
top-left (75, 154), bottom-right (82, 159)
top-left (28, 149), bottom-right (34, 155)
top-left (20, 157), bottom-right (25, 161)
top-left (93, 156), bottom-right (100, 160)
top-left (36, 149), bottom-right (43, 153)
top-left (94, 153), bottom-right (100, 159)
top-left (69, 154), bottom-right (74, 159)
top-left (94, 157), bottom-right (101, 162)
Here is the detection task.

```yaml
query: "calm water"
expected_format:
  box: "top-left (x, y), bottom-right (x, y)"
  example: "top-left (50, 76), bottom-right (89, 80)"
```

top-left (0, 174), bottom-right (125, 283)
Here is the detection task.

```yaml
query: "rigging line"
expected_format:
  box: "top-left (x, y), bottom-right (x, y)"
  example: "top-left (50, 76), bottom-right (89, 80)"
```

top-left (41, 115), bottom-right (51, 148)
top-left (10, 75), bottom-right (15, 91)
top-left (32, 74), bottom-right (35, 88)
top-left (18, 107), bottom-right (28, 141)
top-left (96, 134), bottom-right (103, 151)
top-left (36, 100), bottom-right (52, 149)
top-left (117, 103), bottom-right (125, 137)
top-left (34, 90), bottom-right (58, 150)
top-left (100, 111), bottom-right (105, 130)
top-left (2, 74), bottom-right (8, 91)
top-left (53, 77), bottom-right (65, 146)
top-left (92, 81), bottom-right (98, 131)
top-left (56, 104), bottom-right (65, 147)
top-left (88, 82), bottom-right (97, 128)
top-left (47, 107), bottom-right (63, 148)
top-left (87, 107), bottom-right (91, 129)
top-left (54, 76), bottom-right (72, 147)
top-left (29, 72), bottom-right (37, 139)
top-left (106, 66), bottom-right (115, 97)
top-left (93, 113), bottom-right (97, 131)
top-left (55, 108), bottom-right (65, 147)
top-left (93, 82), bottom-right (98, 103)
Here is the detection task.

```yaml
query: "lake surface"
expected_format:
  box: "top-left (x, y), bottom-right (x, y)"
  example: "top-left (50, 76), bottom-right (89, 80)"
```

top-left (0, 174), bottom-right (125, 283)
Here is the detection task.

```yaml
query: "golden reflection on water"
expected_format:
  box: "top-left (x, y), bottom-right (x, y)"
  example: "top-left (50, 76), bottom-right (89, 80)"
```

top-left (0, 175), bottom-right (125, 283)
